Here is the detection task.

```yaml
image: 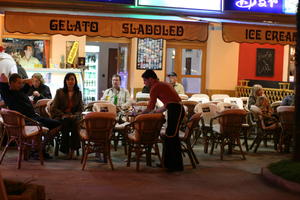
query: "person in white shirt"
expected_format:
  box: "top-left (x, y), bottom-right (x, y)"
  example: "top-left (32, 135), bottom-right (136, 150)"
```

top-left (19, 45), bottom-right (41, 68)
top-left (0, 46), bottom-right (18, 77)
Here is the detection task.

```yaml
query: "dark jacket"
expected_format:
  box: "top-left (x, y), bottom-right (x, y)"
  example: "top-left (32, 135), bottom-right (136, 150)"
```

top-left (16, 63), bottom-right (28, 79)
top-left (27, 83), bottom-right (52, 103)
top-left (0, 82), bottom-right (36, 118)
top-left (50, 88), bottom-right (83, 120)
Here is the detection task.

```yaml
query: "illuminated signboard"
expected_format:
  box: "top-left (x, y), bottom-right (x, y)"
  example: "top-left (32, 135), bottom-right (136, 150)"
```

top-left (79, 0), bottom-right (134, 4)
top-left (283, 0), bottom-right (297, 14)
top-left (224, 0), bottom-right (296, 14)
top-left (138, 0), bottom-right (222, 11)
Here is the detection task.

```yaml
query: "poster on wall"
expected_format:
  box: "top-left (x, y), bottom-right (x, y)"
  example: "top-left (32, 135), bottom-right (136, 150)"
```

top-left (136, 38), bottom-right (163, 70)
top-left (66, 41), bottom-right (79, 68)
top-left (256, 48), bottom-right (275, 77)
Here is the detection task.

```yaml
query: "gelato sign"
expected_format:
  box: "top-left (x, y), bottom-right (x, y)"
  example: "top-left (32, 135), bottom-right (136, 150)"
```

top-left (5, 11), bottom-right (208, 41)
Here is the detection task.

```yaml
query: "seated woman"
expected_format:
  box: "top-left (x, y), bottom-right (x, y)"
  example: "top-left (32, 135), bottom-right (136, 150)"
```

top-left (248, 84), bottom-right (264, 110)
top-left (50, 73), bottom-right (83, 159)
top-left (27, 73), bottom-right (51, 103)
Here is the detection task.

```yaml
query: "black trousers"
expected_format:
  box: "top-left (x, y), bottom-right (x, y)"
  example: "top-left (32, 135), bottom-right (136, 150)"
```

top-left (163, 103), bottom-right (185, 171)
top-left (32, 115), bottom-right (61, 131)
top-left (59, 118), bottom-right (81, 154)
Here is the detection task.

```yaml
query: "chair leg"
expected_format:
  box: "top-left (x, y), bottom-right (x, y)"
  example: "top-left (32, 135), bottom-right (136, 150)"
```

top-left (81, 146), bottom-right (89, 171)
top-left (237, 138), bottom-right (246, 160)
top-left (154, 144), bottom-right (163, 167)
top-left (136, 145), bottom-right (141, 171)
top-left (80, 141), bottom-right (85, 164)
top-left (220, 139), bottom-right (225, 160)
top-left (187, 142), bottom-right (199, 164)
top-left (186, 148), bottom-right (196, 168)
top-left (127, 143), bottom-right (132, 167)
top-left (0, 138), bottom-right (13, 164)
top-left (243, 128), bottom-right (249, 152)
top-left (18, 144), bottom-right (23, 169)
top-left (107, 144), bottom-right (114, 170)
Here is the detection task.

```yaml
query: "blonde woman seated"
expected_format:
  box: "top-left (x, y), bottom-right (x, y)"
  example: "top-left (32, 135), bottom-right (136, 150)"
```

top-left (248, 84), bottom-right (264, 110)
top-left (50, 73), bottom-right (83, 159)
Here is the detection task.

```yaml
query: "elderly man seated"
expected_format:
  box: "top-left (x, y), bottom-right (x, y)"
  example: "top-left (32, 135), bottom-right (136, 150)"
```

top-left (167, 72), bottom-right (185, 94)
top-left (101, 74), bottom-right (131, 111)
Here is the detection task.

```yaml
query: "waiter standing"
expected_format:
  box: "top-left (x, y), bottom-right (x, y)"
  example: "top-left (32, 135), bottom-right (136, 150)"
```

top-left (141, 70), bottom-right (185, 172)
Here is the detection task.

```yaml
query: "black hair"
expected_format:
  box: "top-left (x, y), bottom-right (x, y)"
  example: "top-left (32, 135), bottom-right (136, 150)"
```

top-left (23, 45), bottom-right (32, 51)
top-left (141, 70), bottom-right (158, 80)
top-left (63, 73), bottom-right (80, 93)
top-left (9, 73), bottom-right (21, 83)
top-left (112, 74), bottom-right (121, 82)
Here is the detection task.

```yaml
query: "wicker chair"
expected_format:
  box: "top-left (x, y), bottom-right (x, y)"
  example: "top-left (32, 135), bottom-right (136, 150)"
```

top-left (249, 105), bottom-right (280, 153)
top-left (179, 113), bottom-right (202, 168)
top-left (127, 113), bottom-right (165, 171)
top-left (80, 112), bottom-right (116, 170)
top-left (34, 99), bottom-right (52, 118)
top-left (210, 109), bottom-right (247, 160)
top-left (277, 106), bottom-right (295, 153)
top-left (0, 108), bottom-right (47, 169)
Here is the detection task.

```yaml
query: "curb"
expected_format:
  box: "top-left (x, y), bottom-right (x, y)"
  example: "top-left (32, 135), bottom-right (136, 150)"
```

top-left (261, 167), bottom-right (300, 194)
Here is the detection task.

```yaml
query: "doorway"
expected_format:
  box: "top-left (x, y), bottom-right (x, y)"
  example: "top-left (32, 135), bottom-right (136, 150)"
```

top-left (165, 42), bottom-right (207, 95)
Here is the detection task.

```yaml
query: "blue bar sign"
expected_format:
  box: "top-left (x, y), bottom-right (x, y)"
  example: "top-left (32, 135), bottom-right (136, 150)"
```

top-left (224, 0), bottom-right (283, 14)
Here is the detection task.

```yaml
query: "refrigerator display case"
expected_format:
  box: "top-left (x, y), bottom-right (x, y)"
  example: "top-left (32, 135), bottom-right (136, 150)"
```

top-left (84, 45), bottom-right (99, 103)
top-left (26, 68), bottom-right (83, 99)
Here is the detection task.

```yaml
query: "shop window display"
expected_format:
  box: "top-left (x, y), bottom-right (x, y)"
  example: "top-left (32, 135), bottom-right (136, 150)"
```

top-left (2, 38), bottom-right (49, 68)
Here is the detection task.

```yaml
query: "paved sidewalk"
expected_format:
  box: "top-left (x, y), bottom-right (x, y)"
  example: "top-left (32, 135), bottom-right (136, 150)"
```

top-left (1, 146), bottom-right (299, 200)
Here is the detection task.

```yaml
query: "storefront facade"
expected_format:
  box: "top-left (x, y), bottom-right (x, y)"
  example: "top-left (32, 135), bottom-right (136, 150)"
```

top-left (0, 0), bottom-right (296, 100)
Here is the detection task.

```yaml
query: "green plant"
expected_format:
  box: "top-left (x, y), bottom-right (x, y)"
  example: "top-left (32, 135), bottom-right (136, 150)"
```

top-left (268, 160), bottom-right (300, 184)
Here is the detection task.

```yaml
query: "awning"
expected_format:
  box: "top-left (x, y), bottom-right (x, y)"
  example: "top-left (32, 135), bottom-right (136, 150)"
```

top-left (4, 11), bottom-right (208, 41)
top-left (222, 22), bottom-right (296, 45)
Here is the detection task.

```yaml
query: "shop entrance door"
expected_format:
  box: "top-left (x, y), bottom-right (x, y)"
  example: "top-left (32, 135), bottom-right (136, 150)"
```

top-left (166, 43), bottom-right (206, 95)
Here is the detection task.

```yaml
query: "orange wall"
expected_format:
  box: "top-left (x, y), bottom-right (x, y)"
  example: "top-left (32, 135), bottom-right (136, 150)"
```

top-left (238, 43), bottom-right (284, 81)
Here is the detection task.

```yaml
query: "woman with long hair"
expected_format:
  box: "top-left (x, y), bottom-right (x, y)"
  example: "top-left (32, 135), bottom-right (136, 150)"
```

top-left (248, 84), bottom-right (264, 110)
top-left (50, 73), bottom-right (83, 159)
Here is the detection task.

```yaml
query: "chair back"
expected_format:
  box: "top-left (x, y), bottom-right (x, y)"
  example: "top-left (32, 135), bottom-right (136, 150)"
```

top-left (188, 96), bottom-right (209, 103)
top-left (182, 113), bottom-right (202, 140)
top-left (194, 103), bottom-right (218, 125)
top-left (133, 101), bottom-right (148, 112)
top-left (35, 99), bottom-right (52, 118)
top-left (218, 109), bottom-right (247, 137)
top-left (136, 92), bottom-right (150, 101)
top-left (179, 94), bottom-right (189, 100)
top-left (224, 97), bottom-right (244, 109)
top-left (191, 94), bottom-right (210, 100)
top-left (216, 102), bottom-right (240, 113)
top-left (277, 106), bottom-right (295, 136)
top-left (45, 99), bottom-right (53, 118)
top-left (133, 113), bottom-right (165, 143)
top-left (84, 100), bottom-right (108, 111)
top-left (271, 101), bottom-right (282, 113)
top-left (0, 108), bottom-right (25, 138)
top-left (239, 97), bottom-right (249, 108)
top-left (182, 100), bottom-right (198, 120)
top-left (84, 112), bottom-right (116, 142)
top-left (93, 102), bottom-right (117, 114)
top-left (211, 94), bottom-right (230, 102)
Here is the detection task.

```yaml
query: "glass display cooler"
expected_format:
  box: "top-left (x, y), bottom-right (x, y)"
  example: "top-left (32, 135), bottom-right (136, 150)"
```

top-left (84, 45), bottom-right (99, 103)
